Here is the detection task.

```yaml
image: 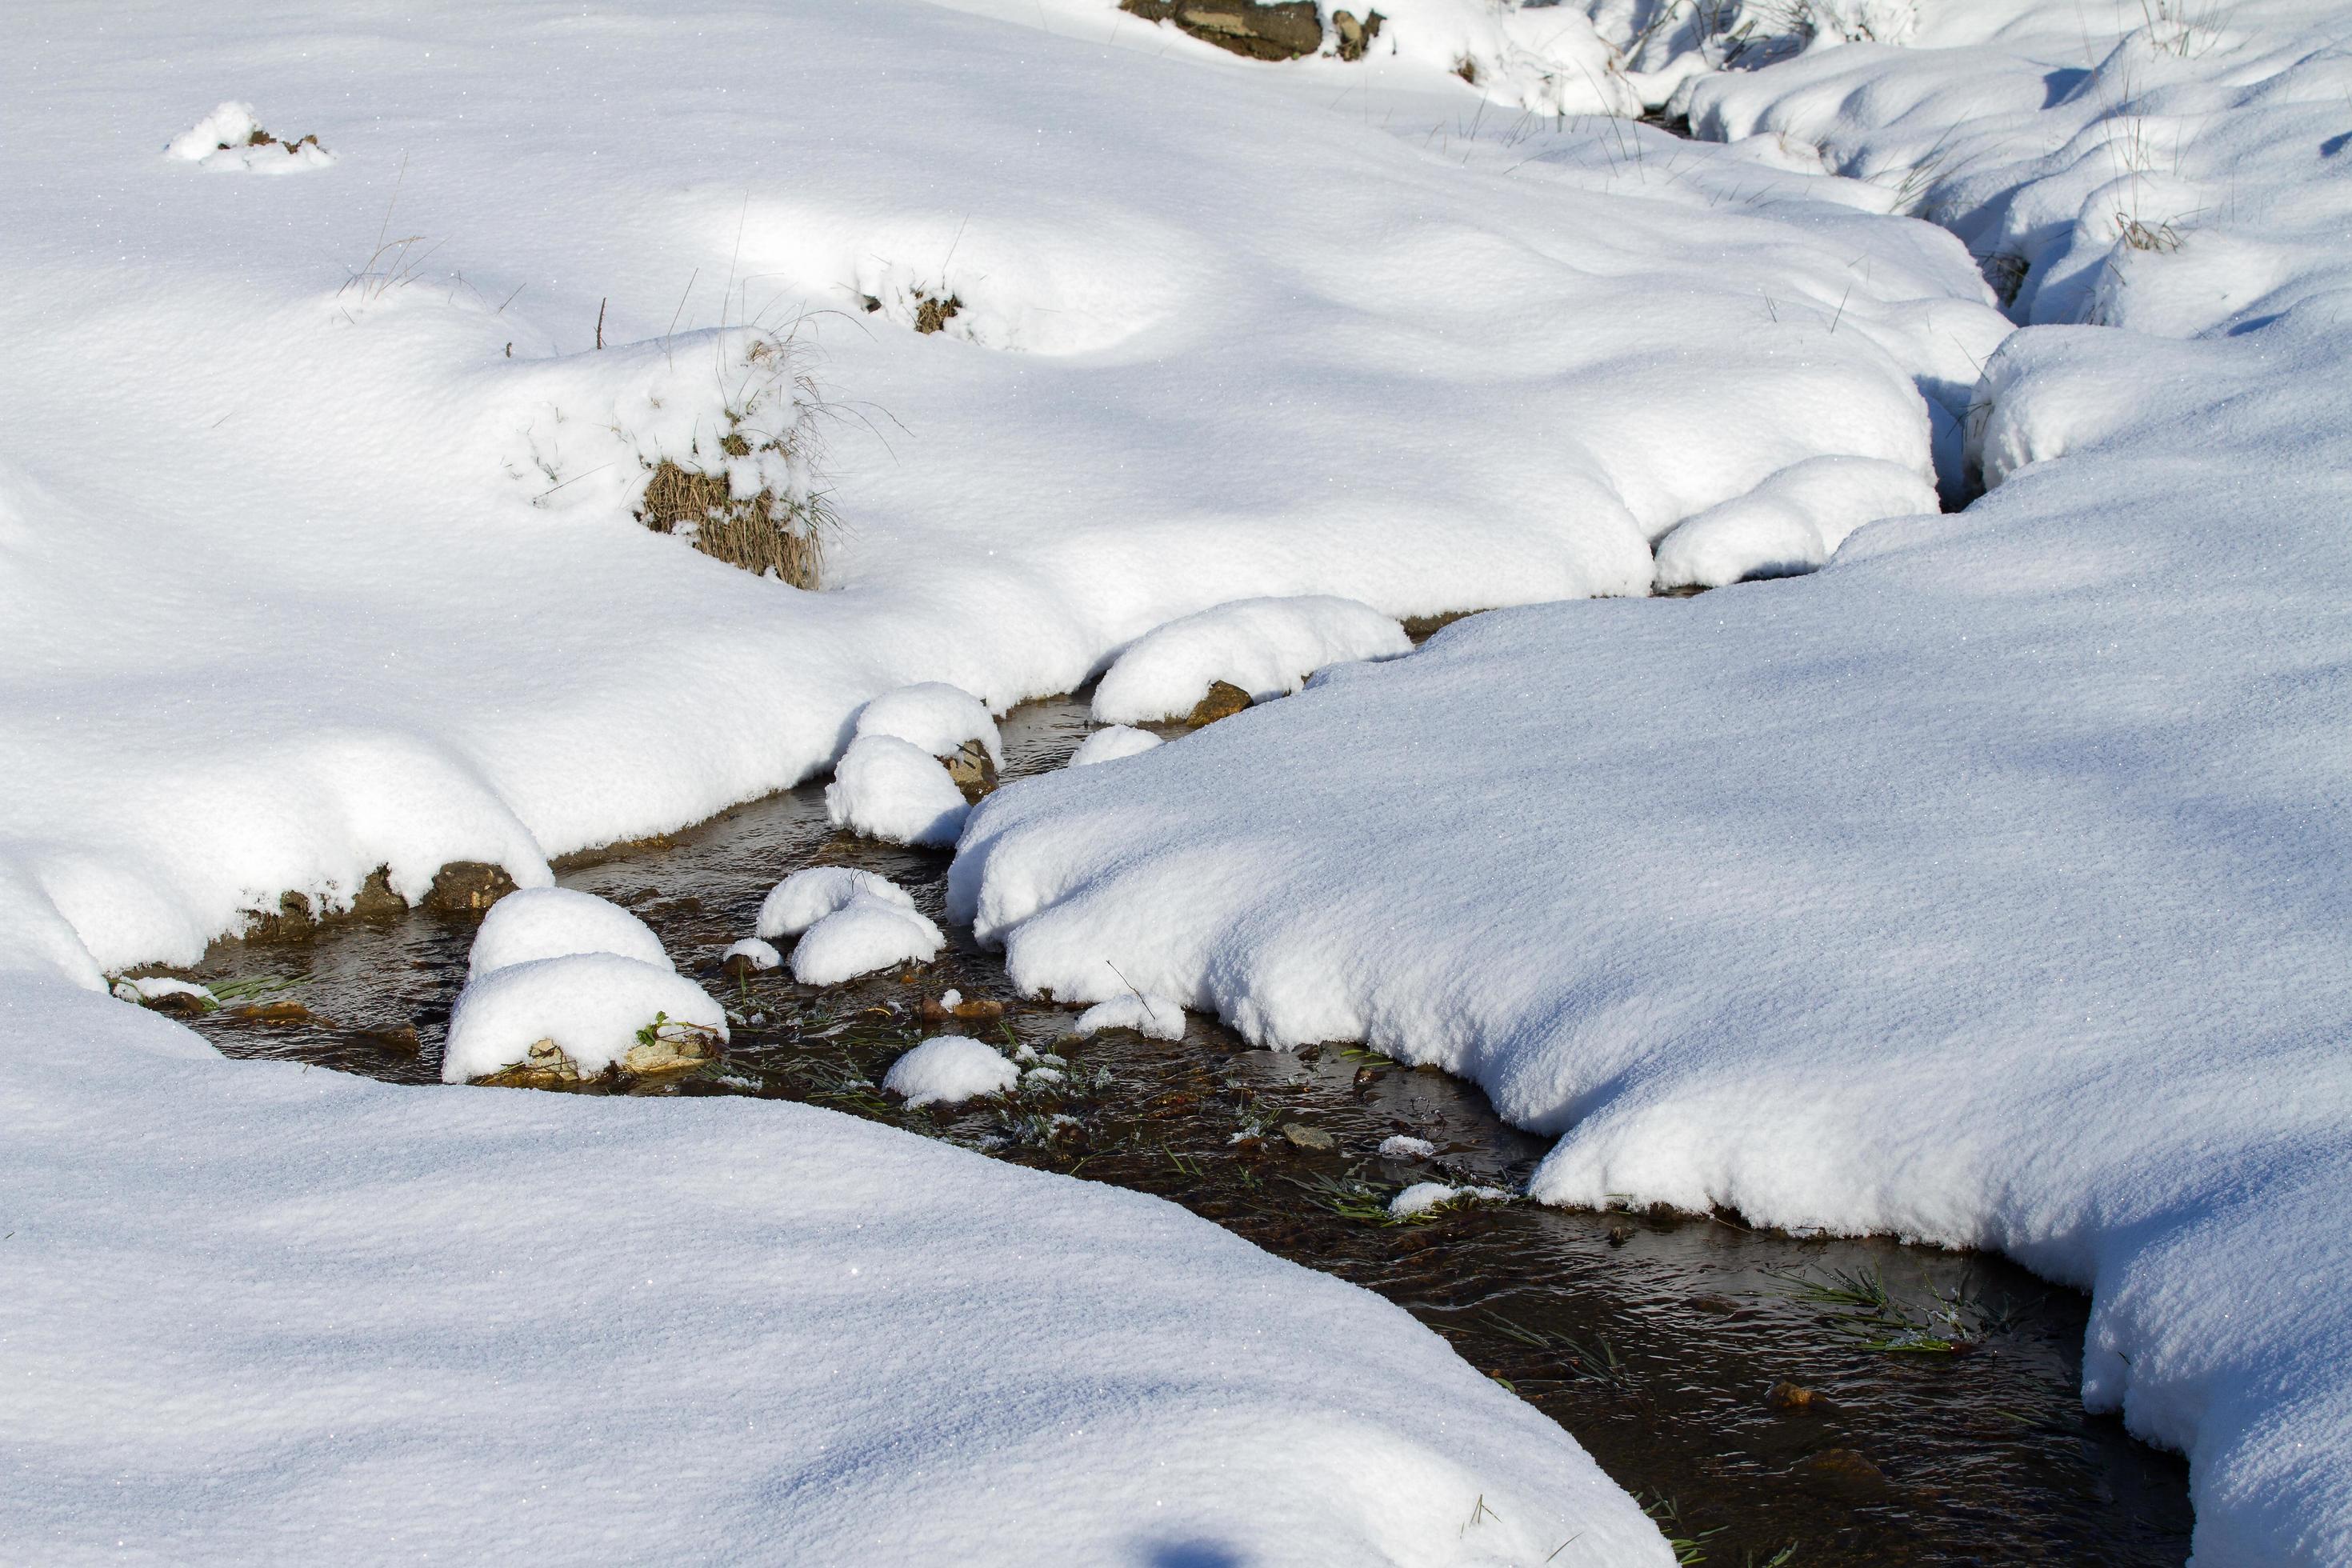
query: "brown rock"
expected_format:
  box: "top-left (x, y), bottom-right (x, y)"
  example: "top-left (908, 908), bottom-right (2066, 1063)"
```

top-left (1789, 1448), bottom-right (1889, 1498)
top-left (943, 737), bottom-right (998, 802)
top-left (223, 1000), bottom-right (322, 1026)
top-left (1119, 0), bottom-right (1324, 60)
top-left (621, 1025), bottom-right (719, 1077)
top-left (1332, 8), bottom-right (1384, 61)
top-left (914, 293), bottom-right (961, 334)
top-left (358, 1022), bottom-right (422, 1054)
top-left (1186, 680), bottom-right (1253, 727)
top-left (1767, 1381), bottom-right (1823, 1413)
top-left (478, 1038), bottom-right (583, 1090)
top-left (921, 996), bottom-right (1009, 1023)
top-left (1282, 1122), bottom-right (1336, 1152)
top-left (140, 988), bottom-right (214, 1018)
top-left (423, 862), bottom-right (517, 915)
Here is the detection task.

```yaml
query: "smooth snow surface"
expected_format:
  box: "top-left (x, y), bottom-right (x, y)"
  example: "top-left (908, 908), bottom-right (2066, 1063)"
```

top-left (440, 950), bottom-right (727, 1083)
top-left (722, 936), bottom-right (782, 972)
top-left (3, 980), bottom-right (1670, 1564)
top-left (1074, 991), bottom-right (1189, 1042)
top-left (854, 682), bottom-right (1003, 766)
top-left (1092, 597), bottom-right (1413, 724)
top-left (882, 1034), bottom-right (1021, 1108)
top-left (754, 866), bottom-right (917, 941)
top-left (467, 885), bottom-right (672, 977)
top-left (789, 896), bottom-right (946, 987)
top-left (824, 734), bottom-right (970, 847)
top-left (1068, 725), bottom-right (1163, 768)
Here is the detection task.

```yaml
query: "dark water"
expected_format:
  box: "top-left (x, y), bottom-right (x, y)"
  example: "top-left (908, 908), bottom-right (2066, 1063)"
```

top-left (169, 697), bottom-right (2191, 1566)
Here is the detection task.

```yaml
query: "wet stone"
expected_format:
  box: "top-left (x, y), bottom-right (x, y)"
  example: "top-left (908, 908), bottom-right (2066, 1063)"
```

top-left (1769, 1381), bottom-right (1825, 1413)
top-left (1790, 1448), bottom-right (1891, 1498)
top-left (423, 861), bottom-right (517, 915)
top-left (943, 738), bottom-right (998, 802)
top-left (1281, 1122), bottom-right (1335, 1152)
top-left (1187, 680), bottom-right (1253, 727)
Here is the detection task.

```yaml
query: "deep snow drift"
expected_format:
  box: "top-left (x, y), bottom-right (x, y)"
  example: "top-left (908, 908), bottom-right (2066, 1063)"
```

top-left (0, 0), bottom-right (2003, 978)
top-left (0, 981), bottom-right (1670, 1565)
top-left (954, 3), bottom-right (2352, 1561)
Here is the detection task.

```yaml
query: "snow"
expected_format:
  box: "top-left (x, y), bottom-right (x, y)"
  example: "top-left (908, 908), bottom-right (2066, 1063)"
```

top-left (1380, 1134), bottom-right (1438, 1161)
top-left (1073, 990), bottom-right (1188, 1042)
top-left (0, 0), bottom-right (2012, 986)
top-left (165, 101), bottom-right (334, 174)
top-left (2, 978), bottom-right (1670, 1565)
top-left (1390, 1182), bottom-right (1506, 1219)
top-left (953, 6), bottom-right (2352, 1557)
top-left (789, 895), bottom-right (945, 987)
top-left (111, 975), bottom-right (214, 1007)
top-left (754, 866), bottom-right (917, 940)
top-left (1091, 596), bottom-right (1413, 725)
top-left (722, 936), bottom-right (782, 971)
top-left (1067, 724), bottom-right (1163, 768)
top-left (823, 734), bottom-right (970, 848)
top-left (1650, 455), bottom-right (1936, 592)
top-left (855, 682), bottom-right (1003, 767)
top-left (440, 950), bottom-right (728, 1083)
top-left (467, 885), bottom-right (672, 977)
top-left (882, 1034), bottom-right (1021, 1109)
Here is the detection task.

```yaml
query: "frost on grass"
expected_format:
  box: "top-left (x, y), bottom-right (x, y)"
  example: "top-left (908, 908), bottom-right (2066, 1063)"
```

top-left (824, 734), bottom-right (970, 847)
top-left (1651, 455), bottom-right (1937, 592)
top-left (1074, 990), bottom-right (1186, 1041)
top-left (790, 895), bottom-right (944, 986)
top-left (756, 866), bottom-right (918, 940)
top-left (468, 886), bottom-right (672, 977)
top-left (166, 102), bottom-right (332, 173)
top-left (1090, 596), bottom-right (1410, 726)
top-left (1068, 724), bottom-right (1162, 767)
top-left (882, 1034), bottom-right (1019, 1108)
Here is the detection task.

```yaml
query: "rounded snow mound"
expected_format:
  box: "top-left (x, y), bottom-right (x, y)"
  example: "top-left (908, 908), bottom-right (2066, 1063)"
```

top-left (1074, 991), bottom-right (1186, 1041)
top-left (1091, 597), bottom-right (1410, 726)
top-left (1652, 456), bottom-right (1936, 592)
top-left (470, 886), bottom-right (672, 978)
top-left (757, 866), bottom-right (916, 940)
top-left (791, 896), bottom-right (944, 986)
top-left (824, 734), bottom-right (969, 847)
top-left (1068, 725), bottom-right (1162, 768)
top-left (722, 937), bottom-right (782, 972)
top-left (855, 682), bottom-right (1002, 768)
top-left (882, 1034), bottom-right (1018, 1108)
top-left (441, 952), bottom-right (728, 1084)
top-left (166, 102), bottom-right (334, 173)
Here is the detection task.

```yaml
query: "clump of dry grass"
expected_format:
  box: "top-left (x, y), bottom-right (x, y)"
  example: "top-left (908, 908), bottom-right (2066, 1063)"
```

top-left (632, 330), bottom-right (841, 589)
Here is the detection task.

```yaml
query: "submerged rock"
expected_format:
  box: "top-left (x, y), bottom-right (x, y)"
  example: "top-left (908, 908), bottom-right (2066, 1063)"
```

top-left (1789, 1447), bottom-right (1890, 1498)
top-left (1768, 1381), bottom-right (1823, 1413)
top-left (1282, 1122), bottom-right (1336, 1152)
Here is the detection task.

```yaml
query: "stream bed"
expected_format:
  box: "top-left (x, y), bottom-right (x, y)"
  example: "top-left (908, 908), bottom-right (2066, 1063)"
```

top-left (173, 694), bottom-right (2192, 1566)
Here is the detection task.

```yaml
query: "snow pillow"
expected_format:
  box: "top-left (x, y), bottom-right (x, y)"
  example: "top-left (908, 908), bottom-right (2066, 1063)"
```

top-left (790, 895), bottom-right (945, 986)
top-left (1074, 991), bottom-right (1186, 1041)
top-left (1091, 596), bottom-right (1409, 725)
top-left (882, 1035), bottom-right (1018, 1108)
top-left (757, 866), bottom-right (917, 940)
top-left (469, 886), bottom-right (671, 978)
top-left (1069, 725), bottom-right (1162, 767)
top-left (824, 734), bottom-right (969, 847)
top-left (441, 952), bottom-right (727, 1083)
top-left (854, 682), bottom-right (1002, 767)
top-left (1652, 455), bottom-right (1935, 592)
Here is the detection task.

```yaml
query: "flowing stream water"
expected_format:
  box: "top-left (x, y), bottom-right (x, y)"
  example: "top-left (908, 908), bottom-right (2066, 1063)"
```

top-left (169, 690), bottom-right (2193, 1566)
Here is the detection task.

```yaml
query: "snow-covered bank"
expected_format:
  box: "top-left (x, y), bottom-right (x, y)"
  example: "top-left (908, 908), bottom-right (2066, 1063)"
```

top-left (953, 3), bottom-right (2352, 1562)
top-left (0, 974), bottom-right (1670, 1564)
top-left (0, 0), bottom-right (2000, 978)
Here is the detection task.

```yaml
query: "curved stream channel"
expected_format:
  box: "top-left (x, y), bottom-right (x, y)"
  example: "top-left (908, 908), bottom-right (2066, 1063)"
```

top-left (171, 690), bottom-right (2191, 1564)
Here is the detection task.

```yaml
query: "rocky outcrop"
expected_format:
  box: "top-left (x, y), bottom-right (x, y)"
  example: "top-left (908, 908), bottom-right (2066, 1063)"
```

top-left (1118, 0), bottom-right (1323, 62)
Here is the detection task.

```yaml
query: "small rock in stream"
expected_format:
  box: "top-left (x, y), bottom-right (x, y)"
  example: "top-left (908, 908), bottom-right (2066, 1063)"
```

top-left (1281, 1122), bottom-right (1336, 1152)
top-left (1187, 680), bottom-right (1253, 727)
top-left (942, 738), bottom-right (998, 802)
top-left (1789, 1447), bottom-right (1891, 1498)
top-left (423, 861), bottom-right (518, 914)
top-left (224, 1000), bottom-right (325, 1026)
top-left (1768, 1381), bottom-right (1825, 1413)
